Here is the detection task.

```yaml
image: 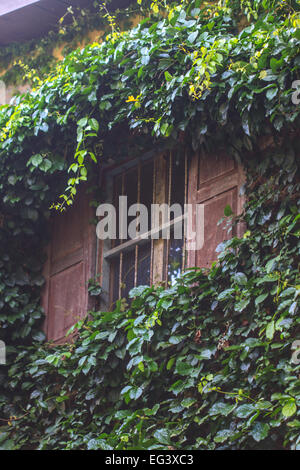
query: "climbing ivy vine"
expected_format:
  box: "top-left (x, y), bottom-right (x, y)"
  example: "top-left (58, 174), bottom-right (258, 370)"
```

top-left (0, 0), bottom-right (299, 450)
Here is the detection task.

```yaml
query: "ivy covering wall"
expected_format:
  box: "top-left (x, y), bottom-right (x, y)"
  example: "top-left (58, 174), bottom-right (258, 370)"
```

top-left (0, 0), bottom-right (299, 450)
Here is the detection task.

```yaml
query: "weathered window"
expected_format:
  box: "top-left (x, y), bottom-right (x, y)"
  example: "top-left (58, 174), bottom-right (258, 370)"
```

top-left (43, 148), bottom-right (245, 340)
top-left (99, 152), bottom-right (187, 308)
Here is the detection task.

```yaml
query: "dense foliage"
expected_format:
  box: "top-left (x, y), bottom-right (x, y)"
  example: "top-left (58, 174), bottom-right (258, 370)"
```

top-left (0, 0), bottom-right (299, 450)
top-left (0, 0), bottom-right (299, 208)
top-left (1, 146), bottom-right (299, 450)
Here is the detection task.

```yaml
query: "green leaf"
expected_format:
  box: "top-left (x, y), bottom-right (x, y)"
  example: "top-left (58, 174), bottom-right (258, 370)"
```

top-left (198, 349), bottom-right (213, 360)
top-left (235, 298), bottom-right (250, 312)
top-left (8, 175), bottom-right (17, 185)
top-left (188, 31), bottom-right (198, 43)
top-left (282, 401), bottom-right (297, 418)
top-left (224, 204), bottom-right (233, 216)
top-left (89, 118), bottom-right (99, 132)
top-left (169, 380), bottom-right (186, 395)
top-left (234, 272), bottom-right (248, 285)
top-left (250, 422), bottom-right (269, 442)
top-left (235, 404), bottom-right (255, 418)
top-left (169, 335), bottom-right (185, 345)
top-left (217, 288), bottom-right (235, 300)
top-left (164, 71), bottom-right (173, 82)
top-left (265, 256), bottom-right (279, 273)
top-left (175, 360), bottom-right (194, 376)
top-left (0, 439), bottom-right (15, 450)
top-left (266, 87), bottom-right (278, 100)
top-left (154, 429), bottom-right (170, 445)
top-left (266, 320), bottom-right (275, 340)
top-left (210, 402), bottom-right (235, 417)
top-left (77, 117), bottom-right (88, 127)
top-left (181, 397), bottom-right (197, 408)
top-left (166, 357), bottom-right (175, 370)
top-left (214, 429), bottom-right (234, 443)
top-left (255, 293), bottom-right (268, 306)
top-left (30, 154), bottom-right (43, 167)
top-left (39, 159), bottom-right (52, 172)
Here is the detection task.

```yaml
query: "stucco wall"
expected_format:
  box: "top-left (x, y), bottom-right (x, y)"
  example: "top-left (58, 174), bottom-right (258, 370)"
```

top-left (0, 82), bottom-right (31, 105)
top-left (0, 13), bottom-right (143, 105)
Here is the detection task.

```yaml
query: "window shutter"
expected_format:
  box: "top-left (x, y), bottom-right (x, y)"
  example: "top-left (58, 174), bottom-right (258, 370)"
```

top-left (186, 151), bottom-right (245, 269)
top-left (42, 188), bottom-right (95, 342)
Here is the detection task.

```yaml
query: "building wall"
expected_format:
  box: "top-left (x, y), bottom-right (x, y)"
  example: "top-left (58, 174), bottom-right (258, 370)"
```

top-left (0, 6), bottom-right (247, 342)
top-left (0, 13), bottom-right (143, 105)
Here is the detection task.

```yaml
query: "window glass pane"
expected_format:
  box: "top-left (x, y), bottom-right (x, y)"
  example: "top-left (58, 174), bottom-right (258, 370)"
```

top-left (140, 161), bottom-right (153, 233)
top-left (113, 174), bottom-right (122, 247)
top-left (137, 242), bottom-right (151, 287)
top-left (110, 153), bottom-right (187, 302)
top-left (168, 238), bottom-right (183, 285)
top-left (167, 153), bottom-right (186, 282)
top-left (124, 167), bottom-right (138, 235)
top-left (170, 153), bottom-right (185, 208)
top-left (111, 256), bottom-right (120, 306)
top-left (121, 250), bottom-right (135, 299)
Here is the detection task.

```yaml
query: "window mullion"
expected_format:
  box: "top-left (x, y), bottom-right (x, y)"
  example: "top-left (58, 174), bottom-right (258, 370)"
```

top-left (118, 172), bottom-right (125, 298)
top-left (152, 153), bottom-right (167, 284)
top-left (134, 162), bottom-right (141, 287)
top-left (150, 157), bottom-right (156, 286)
top-left (164, 151), bottom-right (172, 283)
top-left (182, 150), bottom-right (188, 271)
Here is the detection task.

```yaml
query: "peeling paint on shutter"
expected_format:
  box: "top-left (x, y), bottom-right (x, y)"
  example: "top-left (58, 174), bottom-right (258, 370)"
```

top-left (187, 151), bottom-right (245, 269)
top-left (42, 187), bottom-right (95, 343)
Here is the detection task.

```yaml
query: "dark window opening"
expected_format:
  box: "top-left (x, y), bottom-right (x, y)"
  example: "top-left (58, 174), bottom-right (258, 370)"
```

top-left (107, 152), bottom-right (186, 306)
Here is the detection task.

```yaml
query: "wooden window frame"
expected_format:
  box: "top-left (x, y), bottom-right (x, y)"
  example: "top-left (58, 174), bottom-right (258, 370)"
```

top-left (97, 150), bottom-right (187, 310)
top-left (97, 148), bottom-right (245, 309)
